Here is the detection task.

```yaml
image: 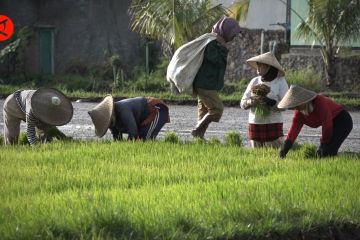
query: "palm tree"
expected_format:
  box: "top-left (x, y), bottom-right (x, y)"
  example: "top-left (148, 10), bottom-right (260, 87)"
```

top-left (295, 0), bottom-right (360, 89)
top-left (229, 0), bottom-right (250, 21)
top-left (128, 0), bottom-right (228, 55)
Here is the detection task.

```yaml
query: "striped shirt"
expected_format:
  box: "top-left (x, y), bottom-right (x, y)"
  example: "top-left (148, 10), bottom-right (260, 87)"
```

top-left (14, 90), bottom-right (39, 146)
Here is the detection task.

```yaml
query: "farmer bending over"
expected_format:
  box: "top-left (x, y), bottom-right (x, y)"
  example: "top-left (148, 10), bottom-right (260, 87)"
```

top-left (278, 85), bottom-right (353, 158)
top-left (88, 96), bottom-right (170, 140)
top-left (3, 88), bottom-right (73, 145)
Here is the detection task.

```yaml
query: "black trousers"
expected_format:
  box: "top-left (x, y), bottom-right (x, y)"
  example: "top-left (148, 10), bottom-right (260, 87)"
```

top-left (323, 110), bottom-right (353, 156)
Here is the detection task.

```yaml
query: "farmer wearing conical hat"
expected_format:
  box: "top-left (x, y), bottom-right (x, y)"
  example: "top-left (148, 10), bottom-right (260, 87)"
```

top-left (2, 88), bottom-right (73, 145)
top-left (88, 96), bottom-right (170, 141)
top-left (278, 85), bottom-right (353, 158)
top-left (240, 52), bottom-right (289, 148)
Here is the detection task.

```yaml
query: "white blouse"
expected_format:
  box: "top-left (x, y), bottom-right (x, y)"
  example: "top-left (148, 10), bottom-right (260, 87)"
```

top-left (240, 76), bottom-right (289, 124)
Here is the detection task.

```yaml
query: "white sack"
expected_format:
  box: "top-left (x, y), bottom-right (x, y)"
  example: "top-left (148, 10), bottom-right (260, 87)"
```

top-left (166, 33), bottom-right (217, 95)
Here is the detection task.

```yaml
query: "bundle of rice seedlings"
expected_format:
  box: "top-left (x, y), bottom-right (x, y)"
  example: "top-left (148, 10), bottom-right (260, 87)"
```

top-left (251, 84), bottom-right (271, 117)
top-left (254, 103), bottom-right (270, 117)
top-left (251, 84), bottom-right (270, 96)
top-left (207, 137), bottom-right (221, 145)
top-left (301, 143), bottom-right (317, 159)
top-left (18, 133), bottom-right (30, 145)
top-left (164, 131), bottom-right (180, 144)
top-left (225, 131), bottom-right (242, 147)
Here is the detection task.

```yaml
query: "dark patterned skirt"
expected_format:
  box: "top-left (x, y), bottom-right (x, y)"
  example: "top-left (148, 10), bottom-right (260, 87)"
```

top-left (248, 123), bottom-right (283, 142)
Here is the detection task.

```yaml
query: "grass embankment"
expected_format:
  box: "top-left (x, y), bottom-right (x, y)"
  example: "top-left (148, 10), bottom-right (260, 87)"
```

top-left (1, 141), bottom-right (359, 239)
top-left (1, 84), bottom-right (359, 109)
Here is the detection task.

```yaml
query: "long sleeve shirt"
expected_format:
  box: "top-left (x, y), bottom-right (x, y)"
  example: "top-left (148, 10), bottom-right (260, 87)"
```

top-left (193, 40), bottom-right (228, 91)
top-left (14, 90), bottom-right (39, 145)
top-left (286, 95), bottom-right (343, 144)
top-left (240, 76), bottom-right (289, 124)
top-left (113, 97), bottom-right (149, 140)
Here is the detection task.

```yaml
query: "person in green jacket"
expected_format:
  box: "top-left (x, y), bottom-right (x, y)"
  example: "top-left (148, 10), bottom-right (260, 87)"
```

top-left (191, 17), bottom-right (241, 139)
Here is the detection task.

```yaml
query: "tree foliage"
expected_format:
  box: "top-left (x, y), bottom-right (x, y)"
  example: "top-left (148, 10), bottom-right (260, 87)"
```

top-left (128, 0), bottom-right (228, 54)
top-left (229, 0), bottom-right (250, 21)
top-left (295, 0), bottom-right (360, 89)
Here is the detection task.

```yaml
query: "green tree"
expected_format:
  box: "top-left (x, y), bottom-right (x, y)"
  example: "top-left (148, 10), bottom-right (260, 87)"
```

top-left (128, 0), bottom-right (228, 54)
top-left (230, 0), bottom-right (360, 90)
top-left (229, 0), bottom-right (250, 21)
top-left (295, 0), bottom-right (360, 90)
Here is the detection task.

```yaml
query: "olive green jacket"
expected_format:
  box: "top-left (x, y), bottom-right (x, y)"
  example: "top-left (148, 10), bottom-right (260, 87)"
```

top-left (193, 40), bottom-right (228, 91)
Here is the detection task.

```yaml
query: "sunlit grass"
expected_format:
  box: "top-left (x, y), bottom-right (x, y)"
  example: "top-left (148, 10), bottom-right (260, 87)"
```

top-left (0, 141), bottom-right (359, 239)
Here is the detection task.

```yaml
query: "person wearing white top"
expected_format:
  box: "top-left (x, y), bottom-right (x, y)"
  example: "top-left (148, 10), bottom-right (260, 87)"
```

top-left (240, 52), bottom-right (289, 148)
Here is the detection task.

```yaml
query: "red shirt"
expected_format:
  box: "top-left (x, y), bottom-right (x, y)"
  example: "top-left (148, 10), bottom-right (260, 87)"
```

top-left (286, 95), bottom-right (343, 144)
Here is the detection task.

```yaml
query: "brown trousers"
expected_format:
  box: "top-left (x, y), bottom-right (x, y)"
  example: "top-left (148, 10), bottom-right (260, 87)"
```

top-left (2, 93), bottom-right (26, 145)
top-left (2, 93), bottom-right (63, 145)
top-left (196, 88), bottom-right (224, 122)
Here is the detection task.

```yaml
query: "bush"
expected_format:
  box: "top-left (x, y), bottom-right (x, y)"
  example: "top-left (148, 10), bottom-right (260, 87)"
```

top-left (221, 80), bottom-right (248, 95)
top-left (54, 74), bottom-right (93, 92)
top-left (286, 68), bottom-right (321, 92)
top-left (126, 76), bottom-right (169, 92)
top-left (164, 131), bottom-right (180, 144)
top-left (129, 58), bottom-right (170, 92)
top-left (225, 131), bottom-right (242, 147)
top-left (0, 135), bottom-right (3, 145)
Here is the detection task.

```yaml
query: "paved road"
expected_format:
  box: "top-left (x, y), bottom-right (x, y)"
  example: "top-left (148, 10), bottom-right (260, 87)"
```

top-left (0, 100), bottom-right (359, 152)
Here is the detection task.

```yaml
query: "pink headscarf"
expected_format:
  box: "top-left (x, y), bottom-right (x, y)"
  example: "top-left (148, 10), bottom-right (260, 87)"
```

top-left (212, 17), bottom-right (241, 42)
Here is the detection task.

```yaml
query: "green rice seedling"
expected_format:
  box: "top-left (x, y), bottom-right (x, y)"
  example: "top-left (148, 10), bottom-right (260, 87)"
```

top-left (254, 103), bottom-right (270, 117)
top-left (18, 132), bottom-right (29, 145)
top-left (225, 131), bottom-right (242, 147)
top-left (164, 131), bottom-right (180, 143)
top-left (193, 137), bottom-right (205, 145)
top-left (300, 143), bottom-right (317, 159)
top-left (207, 137), bottom-right (222, 145)
top-left (1, 141), bottom-right (359, 239)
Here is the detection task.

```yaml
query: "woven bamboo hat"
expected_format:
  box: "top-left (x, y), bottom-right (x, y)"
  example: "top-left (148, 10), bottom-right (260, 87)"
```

top-left (31, 88), bottom-right (73, 126)
top-left (277, 85), bottom-right (317, 109)
top-left (246, 52), bottom-right (285, 76)
top-left (88, 95), bottom-right (114, 137)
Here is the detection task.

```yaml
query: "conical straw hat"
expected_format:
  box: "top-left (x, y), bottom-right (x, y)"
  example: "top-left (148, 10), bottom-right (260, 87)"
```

top-left (31, 88), bottom-right (73, 126)
top-left (277, 85), bottom-right (317, 109)
top-left (88, 95), bottom-right (114, 137)
top-left (246, 52), bottom-right (285, 76)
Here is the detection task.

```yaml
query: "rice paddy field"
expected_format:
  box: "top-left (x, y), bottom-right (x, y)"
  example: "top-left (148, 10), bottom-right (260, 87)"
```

top-left (1, 141), bottom-right (359, 239)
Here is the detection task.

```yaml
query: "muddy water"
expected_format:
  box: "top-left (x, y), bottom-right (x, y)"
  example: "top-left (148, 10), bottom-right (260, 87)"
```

top-left (0, 100), bottom-right (359, 152)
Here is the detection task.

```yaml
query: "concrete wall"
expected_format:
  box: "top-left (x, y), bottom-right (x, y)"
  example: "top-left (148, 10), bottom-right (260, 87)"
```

top-left (0, 0), bottom-right (142, 74)
top-left (224, 28), bottom-right (360, 91)
top-left (281, 48), bottom-right (360, 91)
top-left (225, 28), bottom-right (286, 81)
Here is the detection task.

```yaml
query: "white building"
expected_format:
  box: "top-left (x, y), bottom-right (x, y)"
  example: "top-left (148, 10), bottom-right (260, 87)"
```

top-left (212, 0), bottom-right (288, 31)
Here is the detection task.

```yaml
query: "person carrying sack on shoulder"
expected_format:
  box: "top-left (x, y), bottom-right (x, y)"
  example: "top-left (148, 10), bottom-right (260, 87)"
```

top-left (278, 85), bottom-right (353, 158)
top-left (88, 96), bottom-right (170, 141)
top-left (2, 88), bottom-right (73, 146)
top-left (191, 17), bottom-right (241, 139)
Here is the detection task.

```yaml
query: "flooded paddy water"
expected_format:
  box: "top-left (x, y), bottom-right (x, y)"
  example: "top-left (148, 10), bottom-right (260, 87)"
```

top-left (0, 100), bottom-right (359, 153)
